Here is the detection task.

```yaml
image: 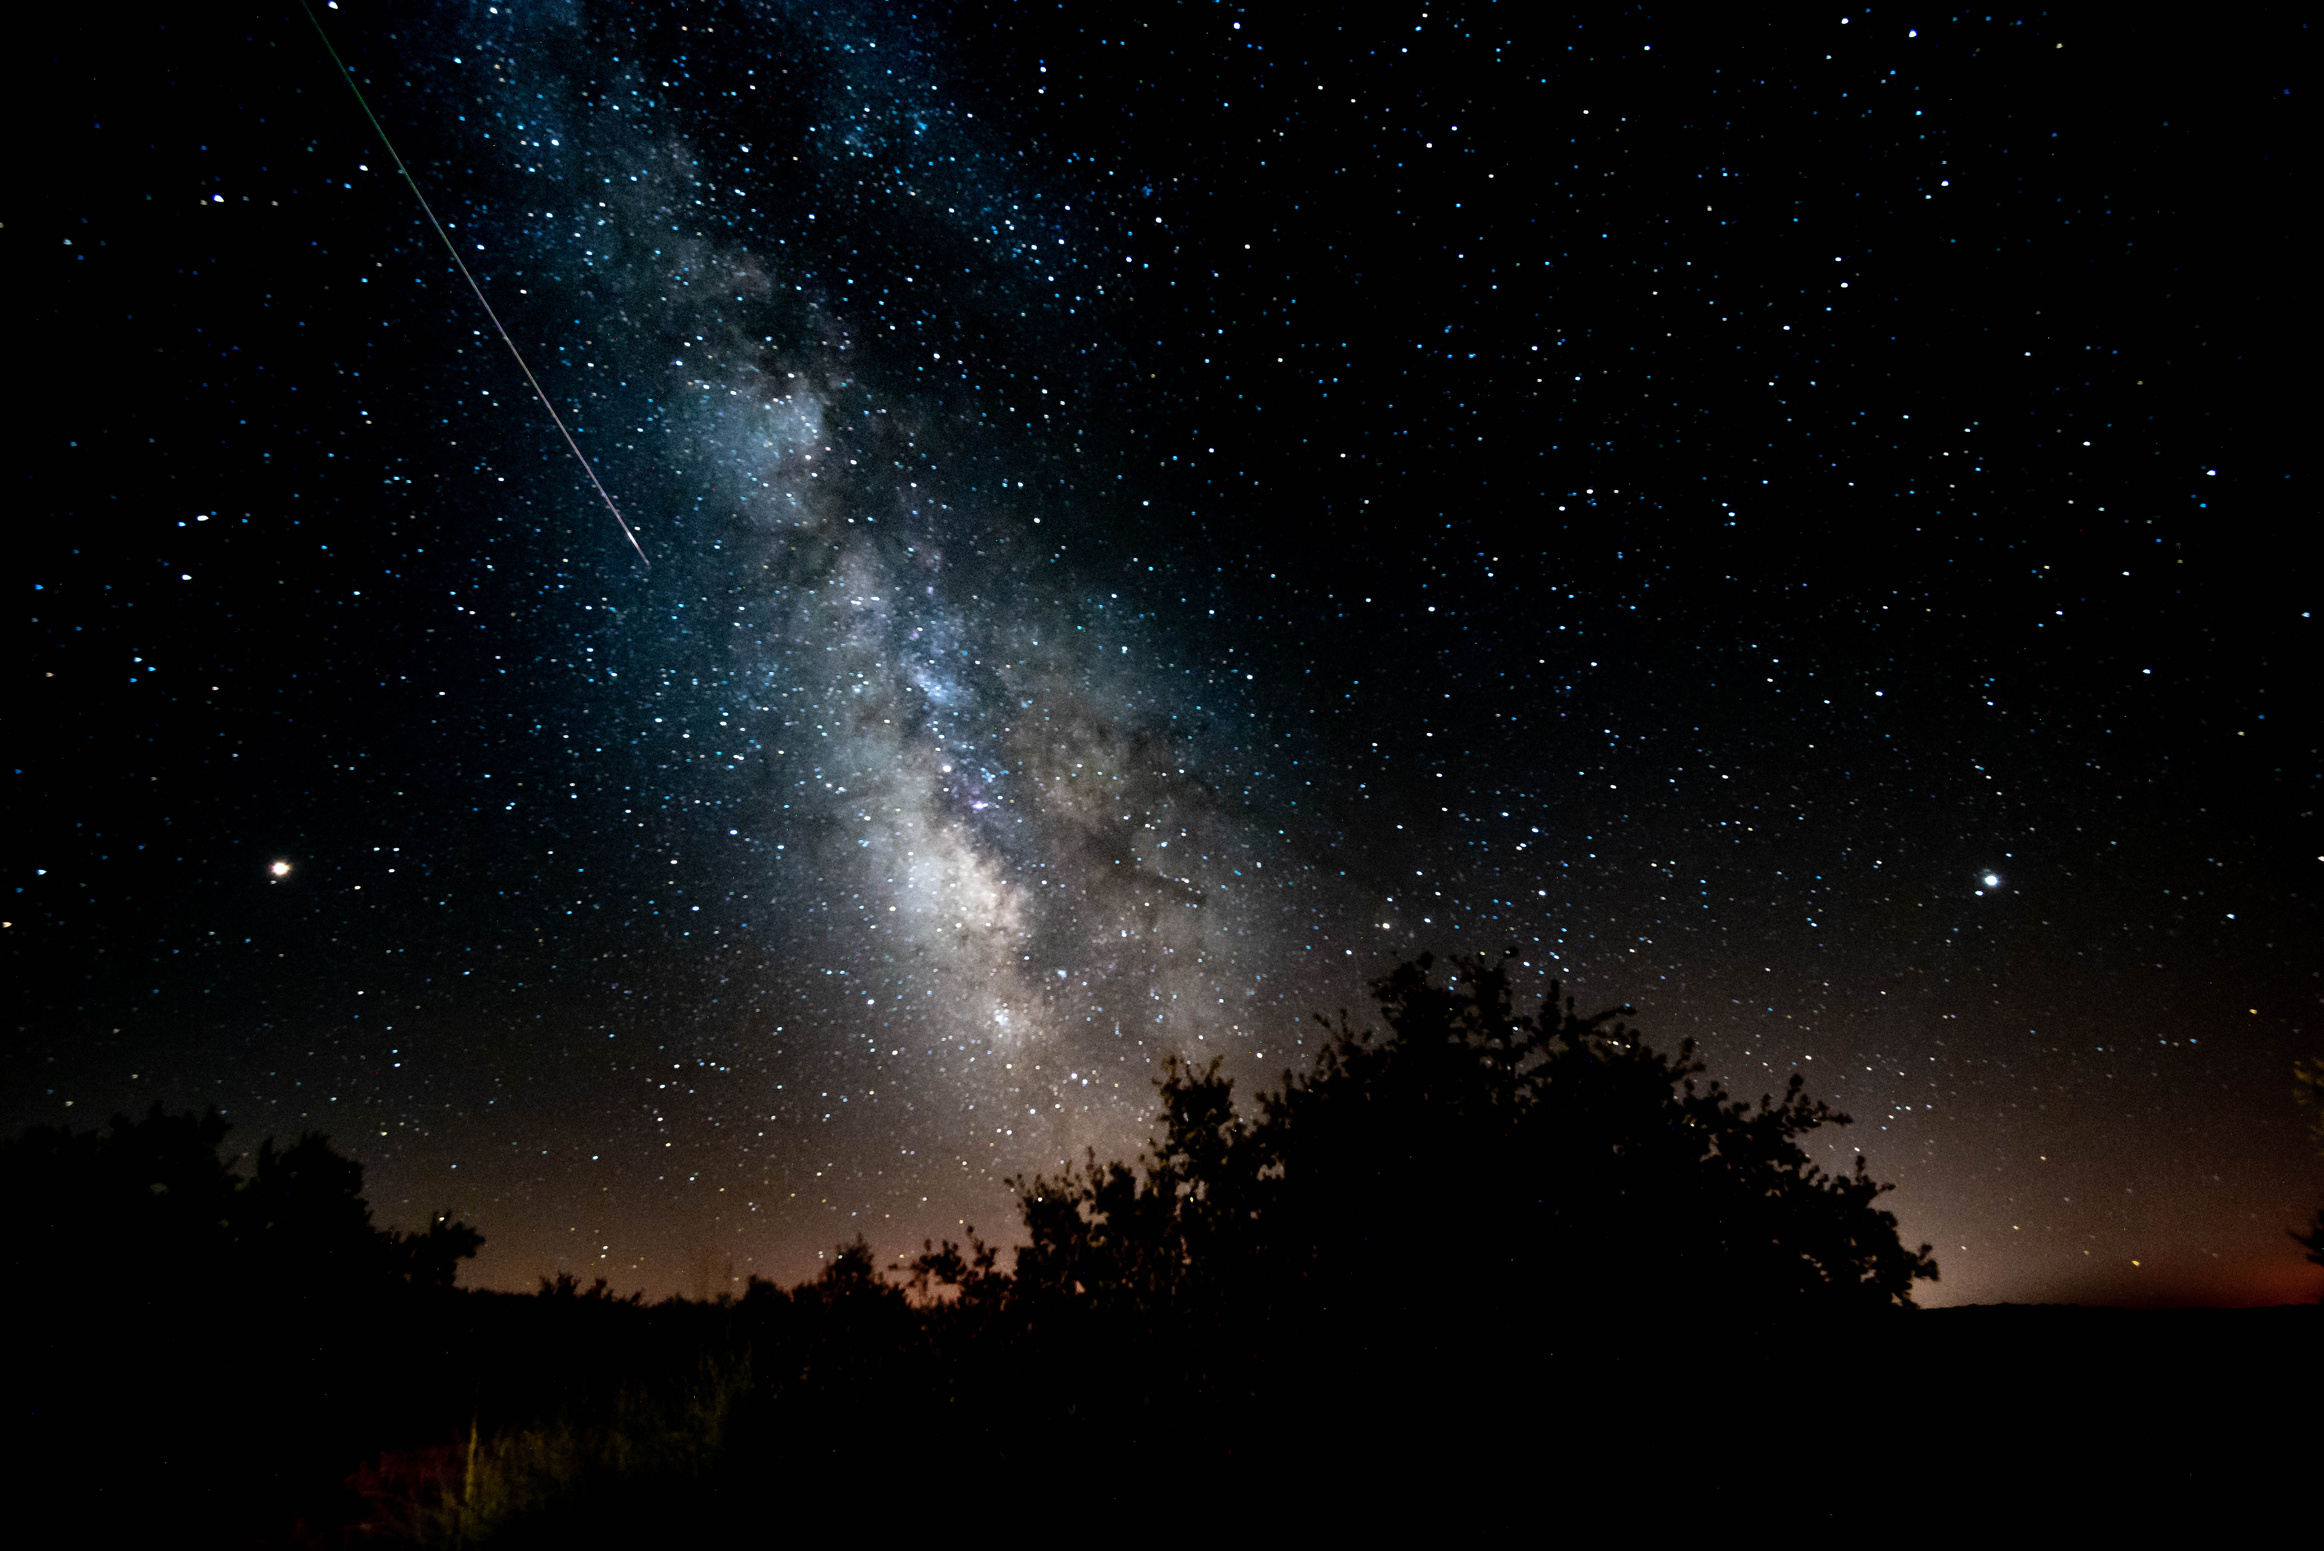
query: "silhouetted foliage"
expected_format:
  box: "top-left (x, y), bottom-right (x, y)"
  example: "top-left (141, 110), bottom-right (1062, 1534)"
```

top-left (539, 1270), bottom-right (643, 1304)
top-left (906, 1229), bottom-right (1010, 1313)
top-left (1013, 953), bottom-right (1938, 1324)
top-left (5, 1107), bottom-right (490, 1542)
top-left (2295, 1057), bottom-right (2324, 1299)
top-left (785, 1233), bottom-right (919, 1382)
top-left (2, 1103), bottom-right (481, 1295)
top-left (801, 1234), bottom-right (893, 1307)
top-left (42, 966), bottom-right (2324, 1545)
top-left (398, 1211), bottom-right (489, 1289)
top-left (2297, 1057), bottom-right (2324, 1155)
top-left (2293, 1209), bottom-right (2324, 1272)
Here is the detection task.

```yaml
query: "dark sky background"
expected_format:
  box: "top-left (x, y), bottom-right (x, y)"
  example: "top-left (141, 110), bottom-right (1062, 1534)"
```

top-left (19, 2), bottom-right (2316, 1308)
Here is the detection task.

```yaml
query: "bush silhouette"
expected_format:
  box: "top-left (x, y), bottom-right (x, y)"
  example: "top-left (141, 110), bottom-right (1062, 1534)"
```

top-left (1013, 952), bottom-right (1937, 1325)
top-left (2, 1103), bottom-right (480, 1296)
top-left (2293, 1056), bottom-right (2324, 1298)
top-left (6, 966), bottom-right (1960, 1541)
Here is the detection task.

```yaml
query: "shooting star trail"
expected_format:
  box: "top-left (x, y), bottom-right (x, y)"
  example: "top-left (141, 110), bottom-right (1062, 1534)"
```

top-left (298, 1), bottom-right (649, 569)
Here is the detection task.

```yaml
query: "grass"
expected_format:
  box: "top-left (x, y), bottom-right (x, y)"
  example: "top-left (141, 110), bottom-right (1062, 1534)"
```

top-left (346, 1354), bottom-right (753, 1546)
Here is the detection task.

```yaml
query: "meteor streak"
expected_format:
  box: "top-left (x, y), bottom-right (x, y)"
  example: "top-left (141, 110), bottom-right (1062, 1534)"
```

top-left (298, 1), bottom-right (648, 568)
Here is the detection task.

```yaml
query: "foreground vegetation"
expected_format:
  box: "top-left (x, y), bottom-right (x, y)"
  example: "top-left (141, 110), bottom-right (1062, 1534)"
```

top-left (9, 957), bottom-right (2310, 1542)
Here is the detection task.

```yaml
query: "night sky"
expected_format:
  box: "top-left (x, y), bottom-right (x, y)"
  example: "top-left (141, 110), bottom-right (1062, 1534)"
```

top-left (20, 3), bottom-right (2315, 1308)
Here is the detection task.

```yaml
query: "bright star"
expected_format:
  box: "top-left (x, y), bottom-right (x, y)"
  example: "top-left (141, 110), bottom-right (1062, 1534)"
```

top-left (1981, 872), bottom-right (2000, 889)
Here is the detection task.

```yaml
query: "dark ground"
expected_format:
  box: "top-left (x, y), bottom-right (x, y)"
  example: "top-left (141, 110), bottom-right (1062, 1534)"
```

top-left (15, 1291), bottom-right (2309, 1542)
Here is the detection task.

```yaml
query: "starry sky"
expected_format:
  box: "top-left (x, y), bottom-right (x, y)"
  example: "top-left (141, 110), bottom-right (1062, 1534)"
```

top-left (19, 3), bottom-right (2316, 1308)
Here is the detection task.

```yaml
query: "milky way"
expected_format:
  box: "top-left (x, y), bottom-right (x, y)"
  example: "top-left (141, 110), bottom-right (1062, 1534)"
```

top-left (398, 3), bottom-right (1349, 1239)
top-left (19, 4), bottom-right (2314, 1308)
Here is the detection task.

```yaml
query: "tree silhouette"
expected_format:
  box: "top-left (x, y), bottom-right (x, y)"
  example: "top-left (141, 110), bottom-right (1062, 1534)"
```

top-left (239, 1131), bottom-right (392, 1288)
top-left (397, 1212), bottom-right (488, 1289)
top-left (2292, 1057), bottom-right (2324, 1297)
top-left (3, 1104), bottom-right (241, 1287)
top-left (905, 1230), bottom-right (1010, 1313)
top-left (2, 1104), bottom-right (481, 1295)
top-left (538, 1269), bottom-right (641, 1304)
top-left (1013, 953), bottom-right (1937, 1324)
